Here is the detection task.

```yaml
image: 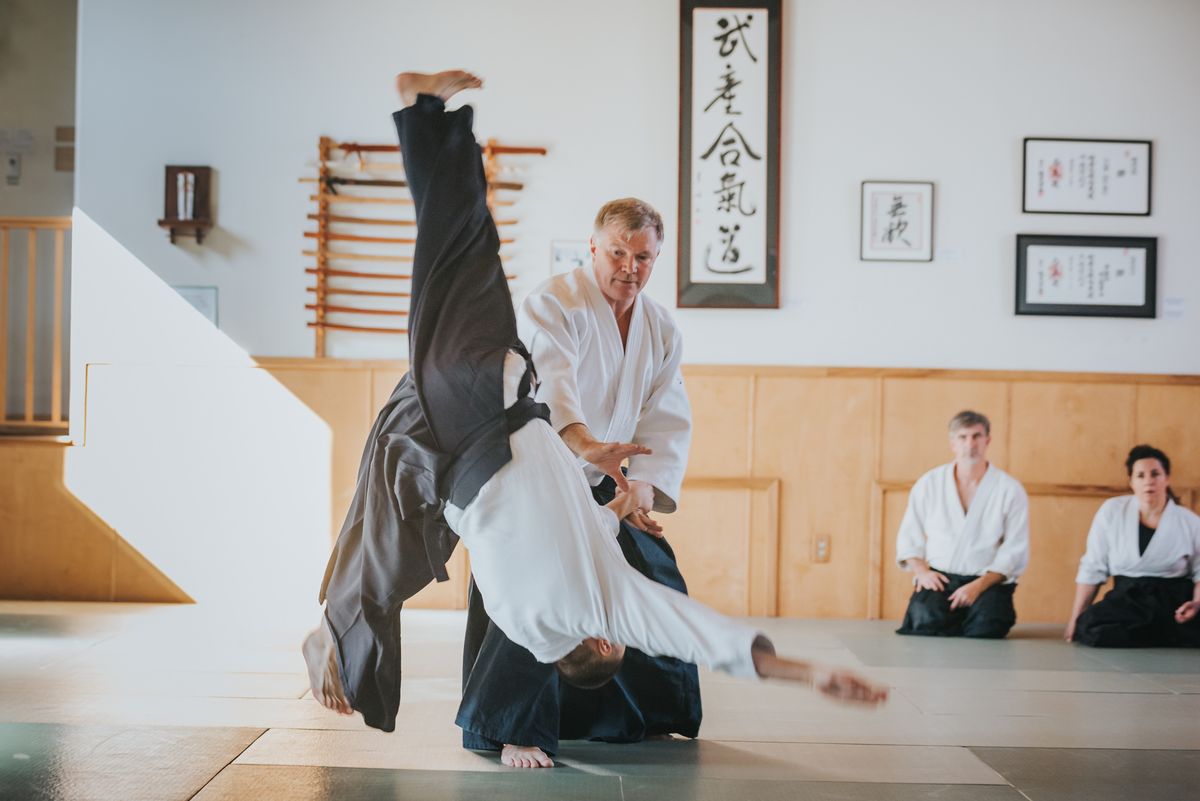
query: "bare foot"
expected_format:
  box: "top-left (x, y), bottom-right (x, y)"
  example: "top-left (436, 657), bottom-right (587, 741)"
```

top-left (302, 622), bottom-right (353, 715)
top-left (645, 734), bottom-right (677, 741)
top-left (396, 70), bottom-right (483, 107)
top-left (501, 744), bottom-right (554, 768)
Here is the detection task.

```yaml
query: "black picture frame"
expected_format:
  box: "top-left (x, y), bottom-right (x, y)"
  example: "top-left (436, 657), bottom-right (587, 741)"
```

top-left (678, 0), bottom-right (782, 309)
top-left (1015, 234), bottom-right (1157, 318)
top-left (1021, 138), bottom-right (1153, 216)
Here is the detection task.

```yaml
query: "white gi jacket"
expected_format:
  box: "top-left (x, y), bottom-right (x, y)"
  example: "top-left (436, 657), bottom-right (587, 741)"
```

top-left (442, 352), bottom-right (763, 679)
top-left (1076, 496), bottom-right (1200, 585)
top-left (895, 462), bottom-right (1030, 582)
top-left (518, 267), bottom-right (691, 513)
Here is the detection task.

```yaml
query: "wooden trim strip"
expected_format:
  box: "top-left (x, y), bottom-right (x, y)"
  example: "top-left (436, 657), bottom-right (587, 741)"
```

top-left (307, 321), bottom-right (407, 334)
top-left (304, 231), bottom-right (515, 245)
top-left (309, 213), bottom-right (415, 226)
top-left (0, 228), bottom-right (8, 420)
top-left (0, 216), bottom-right (72, 230)
top-left (680, 364), bottom-right (1200, 386)
top-left (305, 286), bottom-right (411, 299)
top-left (308, 193), bottom-right (516, 207)
top-left (305, 267), bottom-right (515, 281)
top-left (51, 229), bottom-right (64, 422)
top-left (334, 141), bottom-right (547, 156)
top-left (308, 212), bottom-right (517, 227)
top-left (24, 229), bottom-right (37, 421)
top-left (303, 249), bottom-right (413, 263)
top-left (304, 303), bottom-right (407, 317)
top-left (873, 479), bottom-right (1191, 499)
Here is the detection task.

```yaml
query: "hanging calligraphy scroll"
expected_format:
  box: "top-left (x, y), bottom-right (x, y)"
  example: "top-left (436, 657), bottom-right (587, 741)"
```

top-left (678, 0), bottom-right (781, 308)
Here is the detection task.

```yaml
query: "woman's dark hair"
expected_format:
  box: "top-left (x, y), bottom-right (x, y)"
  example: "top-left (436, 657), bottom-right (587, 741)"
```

top-left (1125, 444), bottom-right (1179, 503)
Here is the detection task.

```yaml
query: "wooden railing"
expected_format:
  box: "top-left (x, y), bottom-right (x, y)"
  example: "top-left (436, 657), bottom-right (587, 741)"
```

top-left (0, 216), bottom-right (71, 432)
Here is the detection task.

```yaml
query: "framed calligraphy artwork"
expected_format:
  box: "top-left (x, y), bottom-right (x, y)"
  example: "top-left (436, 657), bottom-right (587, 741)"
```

top-left (1023, 138), bottom-right (1152, 216)
top-left (860, 181), bottom-right (934, 262)
top-left (1015, 234), bottom-right (1157, 318)
top-left (678, 0), bottom-right (781, 308)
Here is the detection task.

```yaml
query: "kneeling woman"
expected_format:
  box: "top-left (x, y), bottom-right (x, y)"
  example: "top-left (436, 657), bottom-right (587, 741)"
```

top-left (1066, 445), bottom-right (1200, 648)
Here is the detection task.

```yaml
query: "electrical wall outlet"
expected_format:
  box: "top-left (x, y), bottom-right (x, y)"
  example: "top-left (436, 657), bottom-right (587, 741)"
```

top-left (5, 154), bottom-right (20, 185)
top-left (814, 535), bottom-right (831, 563)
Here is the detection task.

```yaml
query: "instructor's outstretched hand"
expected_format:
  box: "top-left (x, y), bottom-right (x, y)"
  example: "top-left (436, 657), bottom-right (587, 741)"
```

top-left (559, 422), bottom-right (651, 492)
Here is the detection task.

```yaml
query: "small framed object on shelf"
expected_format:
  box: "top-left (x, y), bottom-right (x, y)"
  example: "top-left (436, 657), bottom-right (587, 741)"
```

top-left (1022, 138), bottom-right (1152, 215)
top-left (158, 165), bottom-right (213, 244)
top-left (1015, 234), bottom-right (1156, 318)
top-left (859, 181), bottom-right (934, 262)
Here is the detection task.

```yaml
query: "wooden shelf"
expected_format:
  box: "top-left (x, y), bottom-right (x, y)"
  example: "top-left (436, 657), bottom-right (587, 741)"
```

top-left (157, 218), bottom-right (213, 244)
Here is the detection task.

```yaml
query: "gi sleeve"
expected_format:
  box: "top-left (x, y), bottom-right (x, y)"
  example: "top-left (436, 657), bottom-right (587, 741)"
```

top-left (1075, 501), bottom-right (1114, 585)
top-left (603, 560), bottom-right (765, 679)
top-left (987, 480), bottom-right (1030, 581)
top-left (895, 477), bottom-right (929, 568)
top-left (518, 291), bottom-right (588, 433)
top-left (1188, 512), bottom-right (1200, 584)
top-left (626, 324), bottom-right (692, 513)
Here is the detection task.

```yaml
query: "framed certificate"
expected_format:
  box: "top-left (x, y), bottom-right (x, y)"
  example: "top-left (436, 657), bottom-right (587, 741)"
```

top-left (1022, 138), bottom-right (1152, 215)
top-left (860, 181), bottom-right (934, 262)
top-left (1015, 234), bottom-right (1156, 318)
top-left (678, 0), bottom-right (782, 308)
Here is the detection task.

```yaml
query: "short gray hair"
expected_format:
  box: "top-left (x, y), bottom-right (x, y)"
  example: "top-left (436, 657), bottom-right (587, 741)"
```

top-left (948, 410), bottom-right (991, 436)
top-left (593, 198), bottom-right (664, 242)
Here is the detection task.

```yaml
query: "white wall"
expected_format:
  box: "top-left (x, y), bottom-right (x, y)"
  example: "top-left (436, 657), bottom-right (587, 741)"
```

top-left (75, 0), bottom-right (1200, 373)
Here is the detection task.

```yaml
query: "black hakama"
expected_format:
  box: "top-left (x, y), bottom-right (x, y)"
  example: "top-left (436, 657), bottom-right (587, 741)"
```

top-left (896, 570), bottom-right (1017, 639)
top-left (1074, 576), bottom-right (1200, 648)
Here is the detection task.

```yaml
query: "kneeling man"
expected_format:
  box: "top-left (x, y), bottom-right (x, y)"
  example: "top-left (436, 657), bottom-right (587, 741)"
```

top-left (895, 410), bottom-right (1029, 638)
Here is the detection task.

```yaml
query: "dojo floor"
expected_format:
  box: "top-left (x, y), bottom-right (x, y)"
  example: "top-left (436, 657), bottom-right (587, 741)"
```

top-left (1, 602), bottom-right (1198, 800)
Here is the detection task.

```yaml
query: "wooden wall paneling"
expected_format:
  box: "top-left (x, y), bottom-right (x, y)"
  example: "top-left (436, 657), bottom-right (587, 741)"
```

top-left (747, 478), bottom-right (779, 616)
top-left (406, 547), bottom-right (470, 610)
top-left (753, 377), bottom-right (876, 618)
top-left (681, 369), bottom-right (753, 477)
top-left (1135, 385), bottom-right (1200, 487)
top-left (879, 378), bottom-right (1011, 480)
top-left (0, 441), bottom-right (190, 602)
top-left (370, 368), bottom-right (408, 412)
top-left (263, 366), bottom-right (374, 542)
top-left (112, 536), bottom-right (191, 602)
top-left (669, 479), bottom-right (756, 616)
top-left (1018, 494), bottom-right (1104, 624)
top-left (1009, 383), bottom-right (1136, 486)
top-left (879, 487), bottom-right (915, 622)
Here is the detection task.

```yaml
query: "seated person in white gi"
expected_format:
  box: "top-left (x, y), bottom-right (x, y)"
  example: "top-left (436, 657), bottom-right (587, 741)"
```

top-left (895, 410), bottom-right (1030, 638)
top-left (1065, 444), bottom-right (1200, 648)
